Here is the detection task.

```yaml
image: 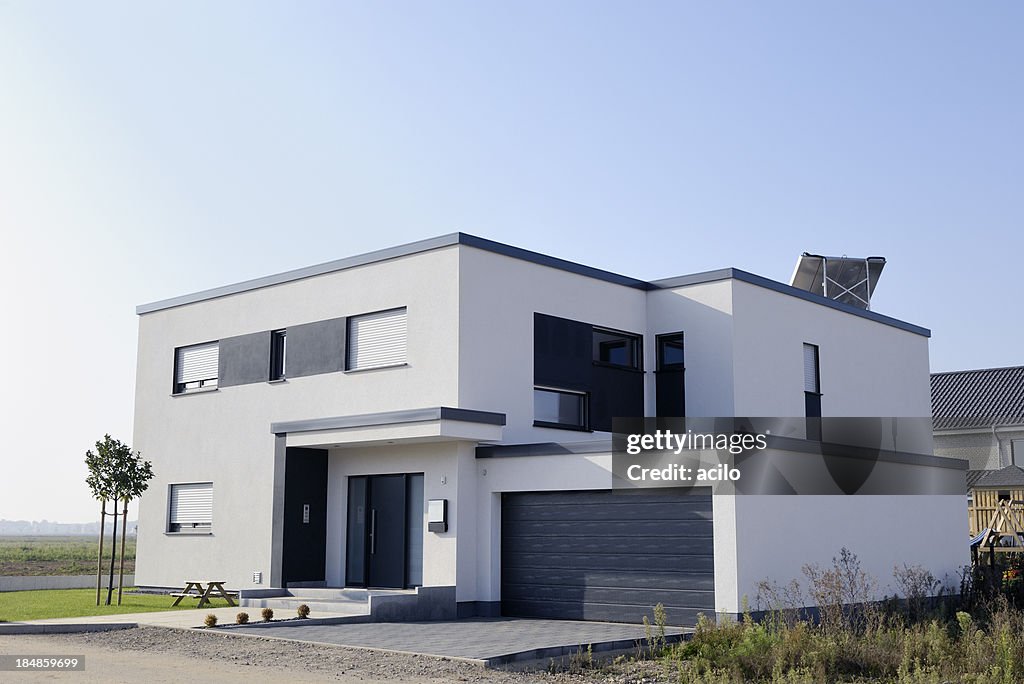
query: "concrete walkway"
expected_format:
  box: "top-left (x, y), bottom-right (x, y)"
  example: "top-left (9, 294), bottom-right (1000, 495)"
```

top-left (8, 605), bottom-right (356, 630)
top-left (228, 617), bottom-right (688, 666)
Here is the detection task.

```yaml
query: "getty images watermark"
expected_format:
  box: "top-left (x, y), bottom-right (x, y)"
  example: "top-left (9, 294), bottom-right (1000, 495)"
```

top-left (623, 427), bottom-right (767, 483)
top-left (612, 417), bottom-right (964, 495)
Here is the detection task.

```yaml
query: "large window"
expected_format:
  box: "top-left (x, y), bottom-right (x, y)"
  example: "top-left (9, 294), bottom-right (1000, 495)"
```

top-left (173, 341), bottom-right (219, 394)
top-left (269, 329), bottom-right (287, 381)
top-left (534, 387), bottom-right (588, 430)
top-left (167, 482), bottom-right (213, 533)
top-left (593, 327), bottom-right (641, 369)
top-left (1012, 439), bottom-right (1024, 466)
top-left (346, 308), bottom-right (408, 371)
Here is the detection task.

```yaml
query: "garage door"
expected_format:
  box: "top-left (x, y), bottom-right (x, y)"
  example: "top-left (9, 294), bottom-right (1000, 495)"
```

top-left (501, 488), bottom-right (714, 625)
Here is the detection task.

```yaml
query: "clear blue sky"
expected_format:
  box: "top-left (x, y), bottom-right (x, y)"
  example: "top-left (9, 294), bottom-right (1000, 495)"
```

top-left (1, 1), bottom-right (1021, 521)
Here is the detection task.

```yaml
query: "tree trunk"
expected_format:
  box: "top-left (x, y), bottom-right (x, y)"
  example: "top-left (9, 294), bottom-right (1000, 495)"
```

top-left (117, 498), bottom-right (128, 605)
top-left (106, 501), bottom-right (118, 605)
top-left (95, 500), bottom-right (106, 606)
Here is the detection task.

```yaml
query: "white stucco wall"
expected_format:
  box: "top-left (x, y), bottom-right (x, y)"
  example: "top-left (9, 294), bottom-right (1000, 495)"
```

top-left (729, 280), bottom-right (932, 419)
top-left (134, 246), bottom-right (462, 589)
top-left (456, 246), bottom-right (648, 442)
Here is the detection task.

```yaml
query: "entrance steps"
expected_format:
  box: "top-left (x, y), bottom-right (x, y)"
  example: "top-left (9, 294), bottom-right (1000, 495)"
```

top-left (240, 587), bottom-right (413, 618)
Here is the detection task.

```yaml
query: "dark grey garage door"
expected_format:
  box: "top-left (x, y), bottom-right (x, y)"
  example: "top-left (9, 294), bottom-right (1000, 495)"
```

top-left (501, 488), bottom-right (714, 625)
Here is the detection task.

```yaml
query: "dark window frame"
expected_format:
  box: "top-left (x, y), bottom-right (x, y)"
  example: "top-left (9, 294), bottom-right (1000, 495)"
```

top-left (592, 325), bottom-right (643, 371)
top-left (656, 332), bottom-right (685, 370)
top-left (804, 343), bottom-right (822, 440)
top-left (270, 329), bottom-right (287, 381)
top-left (533, 386), bottom-right (590, 432)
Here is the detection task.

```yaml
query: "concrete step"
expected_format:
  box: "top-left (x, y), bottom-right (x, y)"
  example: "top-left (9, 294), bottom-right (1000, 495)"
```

top-left (240, 597), bottom-right (369, 616)
top-left (240, 587), bottom-right (417, 617)
top-left (282, 587), bottom-right (412, 601)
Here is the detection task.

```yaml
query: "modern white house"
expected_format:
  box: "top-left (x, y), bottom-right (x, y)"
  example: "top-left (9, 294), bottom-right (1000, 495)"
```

top-left (133, 234), bottom-right (968, 624)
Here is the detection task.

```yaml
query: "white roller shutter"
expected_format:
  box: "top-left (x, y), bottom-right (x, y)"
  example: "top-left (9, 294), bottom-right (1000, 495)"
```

top-left (175, 342), bottom-right (219, 384)
top-left (803, 343), bottom-right (819, 393)
top-left (169, 483), bottom-right (213, 526)
top-left (347, 308), bottom-right (407, 370)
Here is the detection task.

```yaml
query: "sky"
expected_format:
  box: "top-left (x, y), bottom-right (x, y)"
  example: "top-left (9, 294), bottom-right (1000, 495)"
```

top-left (1, 1), bottom-right (1021, 522)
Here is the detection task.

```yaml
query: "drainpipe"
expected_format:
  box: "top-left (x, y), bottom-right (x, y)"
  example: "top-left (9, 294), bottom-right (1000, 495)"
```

top-left (992, 424), bottom-right (1016, 467)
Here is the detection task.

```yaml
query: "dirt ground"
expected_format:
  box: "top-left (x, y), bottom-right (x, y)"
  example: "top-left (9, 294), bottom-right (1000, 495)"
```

top-left (0, 626), bottom-right (660, 683)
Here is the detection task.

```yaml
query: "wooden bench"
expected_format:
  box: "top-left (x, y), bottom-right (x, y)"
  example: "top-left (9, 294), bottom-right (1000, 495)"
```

top-left (170, 581), bottom-right (237, 608)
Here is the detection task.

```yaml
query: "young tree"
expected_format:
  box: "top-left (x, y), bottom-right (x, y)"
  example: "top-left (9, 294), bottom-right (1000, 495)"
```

top-left (85, 435), bottom-right (154, 605)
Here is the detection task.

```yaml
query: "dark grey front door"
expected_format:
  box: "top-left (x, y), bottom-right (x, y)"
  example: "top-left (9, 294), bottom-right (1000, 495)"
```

top-left (501, 488), bottom-right (714, 624)
top-left (346, 474), bottom-right (416, 589)
top-left (367, 474), bottom-right (407, 588)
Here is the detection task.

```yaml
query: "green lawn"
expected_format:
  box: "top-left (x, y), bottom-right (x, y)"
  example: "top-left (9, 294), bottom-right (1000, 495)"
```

top-left (0, 588), bottom-right (233, 622)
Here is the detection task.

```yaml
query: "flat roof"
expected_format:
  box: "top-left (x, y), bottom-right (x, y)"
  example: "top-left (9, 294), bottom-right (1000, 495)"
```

top-left (136, 232), bottom-right (930, 337)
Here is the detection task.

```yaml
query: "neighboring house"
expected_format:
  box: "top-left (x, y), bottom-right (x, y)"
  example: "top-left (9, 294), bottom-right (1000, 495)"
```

top-left (932, 366), bottom-right (1024, 537)
top-left (133, 233), bottom-right (967, 624)
top-left (932, 365), bottom-right (1024, 471)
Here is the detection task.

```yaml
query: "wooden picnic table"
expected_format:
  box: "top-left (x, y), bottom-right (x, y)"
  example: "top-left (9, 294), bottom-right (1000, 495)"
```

top-left (170, 580), bottom-right (237, 608)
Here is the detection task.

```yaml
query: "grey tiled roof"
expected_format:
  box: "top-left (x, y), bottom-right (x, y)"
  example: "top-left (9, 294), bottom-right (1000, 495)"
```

top-left (966, 469), bottom-right (991, 490)
top-left (974, 465), bottom-right (1024, 489)
top-left (931, 366), bottom-right (1024, 430)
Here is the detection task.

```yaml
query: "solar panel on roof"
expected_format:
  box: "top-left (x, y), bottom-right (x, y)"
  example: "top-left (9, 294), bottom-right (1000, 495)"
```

top-left (789, 253), bottom-right (886, 310)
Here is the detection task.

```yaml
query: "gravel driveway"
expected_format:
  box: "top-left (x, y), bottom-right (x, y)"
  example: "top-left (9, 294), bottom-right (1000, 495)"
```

top-left (0, 626), bottom-right (665, 683)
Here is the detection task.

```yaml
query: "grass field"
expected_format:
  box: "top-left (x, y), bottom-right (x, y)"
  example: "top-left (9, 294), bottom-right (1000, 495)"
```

top-left (0, 588), bottom-right (225, 622)
top-left (0, 535), bottom-right (136, 576)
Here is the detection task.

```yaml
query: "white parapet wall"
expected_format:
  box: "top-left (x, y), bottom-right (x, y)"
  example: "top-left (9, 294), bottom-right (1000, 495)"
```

top-left (0, 574), bottom-right (136, 592)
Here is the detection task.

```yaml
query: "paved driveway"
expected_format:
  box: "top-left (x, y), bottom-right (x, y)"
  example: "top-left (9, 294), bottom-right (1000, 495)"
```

top-left (228, 617), bottom-right (687, 666)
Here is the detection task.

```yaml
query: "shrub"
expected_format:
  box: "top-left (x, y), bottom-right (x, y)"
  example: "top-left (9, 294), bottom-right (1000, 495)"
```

top-left (297, 603), bottom-right (310, 618)
top-left (261, 607), bottom-right (274, 622)
top-left (894, 563), bottom-right (940, 621)
top-left (203, 613), bottom-right (217, 628)
top-left (235, 611), bottom-right (249, 624)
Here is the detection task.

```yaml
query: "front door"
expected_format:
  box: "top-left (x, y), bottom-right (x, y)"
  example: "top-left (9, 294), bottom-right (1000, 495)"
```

top-left (346, 474), bottom-right (423, 589)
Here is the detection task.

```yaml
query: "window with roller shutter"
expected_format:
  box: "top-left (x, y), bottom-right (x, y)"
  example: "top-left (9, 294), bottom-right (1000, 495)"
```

top-left (173, 341), bottom-right (219, 393)
top-left (346, 308), bottom-right (408, 371)
top-left (167, 482), bottom-right (213, 533)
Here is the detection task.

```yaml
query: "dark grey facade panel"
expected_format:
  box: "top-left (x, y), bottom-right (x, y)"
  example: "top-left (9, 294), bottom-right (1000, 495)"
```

top-left (286, 317), bottom-right (347, 378)
top-left (501, 489), bottom-right (714, 625)
top-left (533, 313), bottom-right (592, 392)
top-left (281, 447), bottom-right (328, 584)
top-left (218, 331), bottom-right (271, 387)
top-left (589, 365), bottom-right (644, 432)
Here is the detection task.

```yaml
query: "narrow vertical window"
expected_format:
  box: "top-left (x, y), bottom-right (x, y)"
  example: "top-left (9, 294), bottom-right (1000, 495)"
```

top-left (656, 332), bottom-right (686, 417)
top-left (270, 329), bottom-right (287, 381)
top-left (803, 343), bottom-right (822, 440)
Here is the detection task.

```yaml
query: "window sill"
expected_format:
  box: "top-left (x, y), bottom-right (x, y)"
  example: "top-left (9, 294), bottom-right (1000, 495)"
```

top-left (533, 421), bottom-right (592, 432)
top-left (171, 388), bottom-right (219, 397)
top-left (164, 532), bottom-right (214, 536)
top-left (592, 361), bottom-right (644, 373)
top-left (344, 363), bottom-right (409, 374)
top-left (268, 378), bottom-right (287, 384)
